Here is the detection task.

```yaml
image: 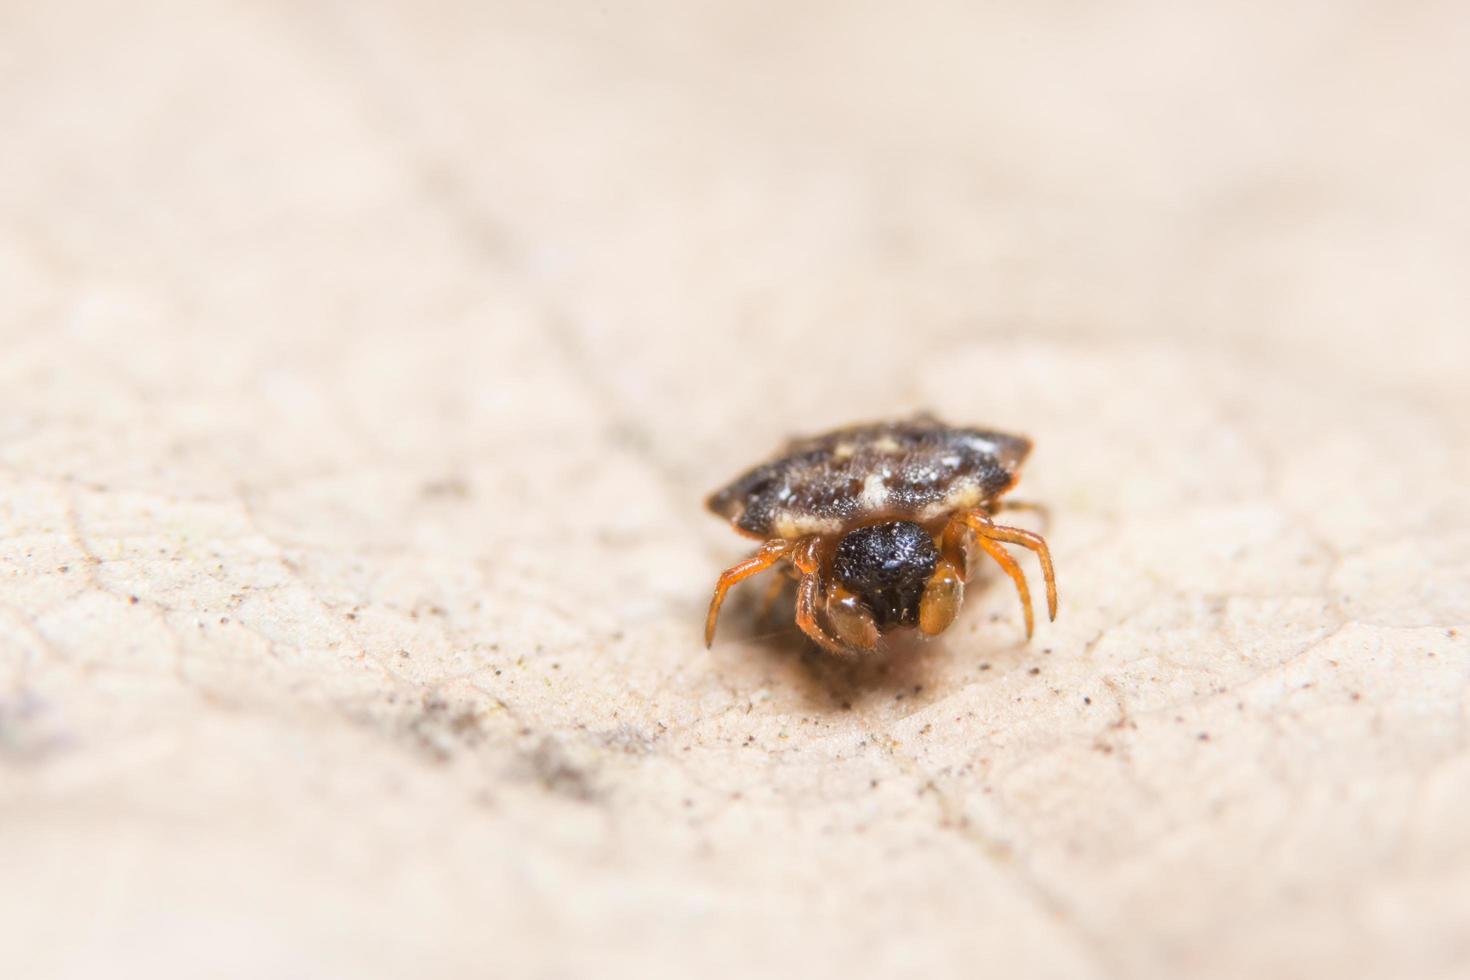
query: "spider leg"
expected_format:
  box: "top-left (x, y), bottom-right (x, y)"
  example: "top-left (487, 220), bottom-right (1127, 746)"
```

top-left (791, 538), bottom-right (850, 655)
top-left (989, 498), bottom-right (1051, 529)
top-left (963, 510), bottom-right (1058, 623)
top-left (969, 533), bottom-right (1035, 639)
top-left (940, 519), bottom-right (973, 581)
top-left (705, 538), bottom-right (794, 647)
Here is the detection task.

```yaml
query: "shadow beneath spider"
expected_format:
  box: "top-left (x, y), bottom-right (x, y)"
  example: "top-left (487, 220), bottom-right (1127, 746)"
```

top-left (724, 604), bottom-right (988, 714)
top-left (713, 572), bottom-right (1040, 713)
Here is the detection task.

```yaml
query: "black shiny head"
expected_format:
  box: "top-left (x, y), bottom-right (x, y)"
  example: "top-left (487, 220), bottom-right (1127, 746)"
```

top-left (832, 521), bottom-right (939, 630)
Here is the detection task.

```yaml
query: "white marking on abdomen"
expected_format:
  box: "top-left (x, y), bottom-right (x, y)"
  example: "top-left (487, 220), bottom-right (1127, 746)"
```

top-left (860, 473), bottom-right (890, 510)
top-left (774, 513), bottom-right (844, 538)
top-left (960, 434), bottom-right (999, 455)
top-left (918, 480), bottom-right (983, 520)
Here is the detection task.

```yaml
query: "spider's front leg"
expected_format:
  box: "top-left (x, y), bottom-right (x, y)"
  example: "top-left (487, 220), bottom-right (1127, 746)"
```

top-left (971, 513), bottom-right (1057, 623)
top-left (941, 509), bottom-right (1058, 639)
top-left (704, 538), bottom-right (793, 647)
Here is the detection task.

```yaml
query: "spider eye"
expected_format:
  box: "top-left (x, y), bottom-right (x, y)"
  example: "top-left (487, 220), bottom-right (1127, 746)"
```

top-left (832, 521), bottom-right (939, 630)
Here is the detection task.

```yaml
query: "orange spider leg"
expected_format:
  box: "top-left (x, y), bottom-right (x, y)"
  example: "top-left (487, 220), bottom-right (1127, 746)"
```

top-left (969, 534), bottom-right (1035, 639)
top-left (940, 520), bottom-right (973, 581)
top-left (964, 511), bottom-right (1058, 623)
top-left (705, 538), bottom-right (794, 647)
top-left (791, 537), bottom-right (850, 655)
top-left (989, 498), bottom-right (1051, 528)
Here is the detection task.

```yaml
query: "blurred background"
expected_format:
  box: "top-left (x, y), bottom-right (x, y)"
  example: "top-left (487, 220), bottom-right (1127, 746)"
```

top-left (3, 2), bottom-right (1469, 978)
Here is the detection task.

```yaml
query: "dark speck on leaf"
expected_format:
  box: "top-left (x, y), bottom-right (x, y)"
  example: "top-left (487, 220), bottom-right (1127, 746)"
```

top-left (421, 477), bottom-right (470, 499)
top-left (526, 737), bottom-right (595, 801)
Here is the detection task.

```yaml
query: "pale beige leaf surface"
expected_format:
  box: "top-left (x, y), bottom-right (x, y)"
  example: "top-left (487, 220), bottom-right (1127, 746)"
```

top-left (3, 3), bottom-right (1469, 978)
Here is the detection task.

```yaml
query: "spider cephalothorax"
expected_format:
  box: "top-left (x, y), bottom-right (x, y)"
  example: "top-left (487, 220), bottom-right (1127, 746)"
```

top-left (703, 415), bottom-right (1057, 655)
top-left (832, 521), bottom-right (937, 630)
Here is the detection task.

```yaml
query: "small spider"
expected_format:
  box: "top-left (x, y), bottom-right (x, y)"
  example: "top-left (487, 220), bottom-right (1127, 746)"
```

top-left (704, 415), bottom-right (1057, 654)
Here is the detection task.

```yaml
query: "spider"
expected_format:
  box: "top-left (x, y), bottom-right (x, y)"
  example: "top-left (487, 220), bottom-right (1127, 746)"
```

top-left (703, 415), bottom-right (1057, 654)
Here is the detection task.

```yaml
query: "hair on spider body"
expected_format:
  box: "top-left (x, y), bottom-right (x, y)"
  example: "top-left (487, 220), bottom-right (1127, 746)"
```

top-left (703, 415), bottom-right (1058, 655)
